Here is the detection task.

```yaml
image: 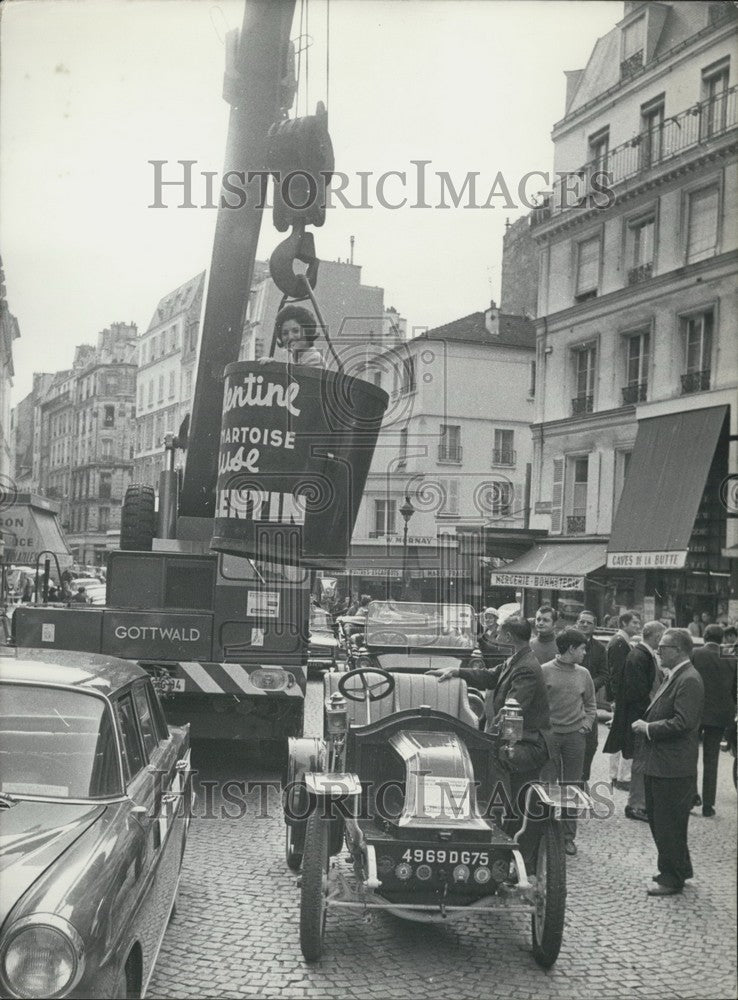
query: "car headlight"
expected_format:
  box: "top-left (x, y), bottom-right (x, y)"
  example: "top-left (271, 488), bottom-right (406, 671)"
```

top-left (1, 915), bottom-right (85, 998)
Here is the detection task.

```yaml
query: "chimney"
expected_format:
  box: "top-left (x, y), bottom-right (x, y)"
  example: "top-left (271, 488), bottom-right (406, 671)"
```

top-left (484, 299), bottom-right (500, 337)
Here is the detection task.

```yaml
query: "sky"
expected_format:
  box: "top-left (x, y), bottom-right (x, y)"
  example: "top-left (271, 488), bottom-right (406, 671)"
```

top-left (1, 0), bottom-right (622, 404)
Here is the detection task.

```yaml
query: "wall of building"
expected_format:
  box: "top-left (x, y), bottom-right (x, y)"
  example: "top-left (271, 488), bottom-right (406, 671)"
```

top-left (501, 217), bottom-right (539, 318)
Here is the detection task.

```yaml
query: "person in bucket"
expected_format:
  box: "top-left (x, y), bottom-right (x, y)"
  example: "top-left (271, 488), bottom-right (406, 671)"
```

top-left (259, 304), bottom-right (325, 368)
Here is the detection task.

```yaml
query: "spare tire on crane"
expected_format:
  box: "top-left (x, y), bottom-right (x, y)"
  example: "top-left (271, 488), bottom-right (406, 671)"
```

top-left (211, 362), bottom-right (388, 568)
top-left (120, 484), bottom-right (156, 551)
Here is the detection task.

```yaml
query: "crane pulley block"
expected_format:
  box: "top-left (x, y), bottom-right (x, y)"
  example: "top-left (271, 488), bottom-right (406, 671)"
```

top-left (267, 101), bottom-right (334, 232)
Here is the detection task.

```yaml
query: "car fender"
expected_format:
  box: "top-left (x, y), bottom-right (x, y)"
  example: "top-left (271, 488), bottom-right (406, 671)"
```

top-left (283, 737), bottom-right (325, 827)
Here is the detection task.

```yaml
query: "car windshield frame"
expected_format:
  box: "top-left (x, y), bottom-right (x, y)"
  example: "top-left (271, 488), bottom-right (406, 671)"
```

top-left (365, 601), bottom-right (477, 650)
top-left (0, 680), bottom-right (125, 803)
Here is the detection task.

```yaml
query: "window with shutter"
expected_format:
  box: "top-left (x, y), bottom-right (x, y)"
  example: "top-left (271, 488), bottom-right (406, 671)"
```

top-left (686, 186), bottom-right (719, 263)
top-left (551, 457), bottom-right (565, 534)
top-left (576, 237), bottom-right (600, 297)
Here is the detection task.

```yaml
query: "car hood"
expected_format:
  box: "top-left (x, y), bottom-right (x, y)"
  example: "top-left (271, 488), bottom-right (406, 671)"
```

top-left (0, 800), bottom-right (106, 926)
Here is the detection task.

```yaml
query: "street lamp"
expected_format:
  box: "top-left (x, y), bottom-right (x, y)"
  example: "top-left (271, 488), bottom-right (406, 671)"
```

top-left (399, 494), bottom-right (415, 595)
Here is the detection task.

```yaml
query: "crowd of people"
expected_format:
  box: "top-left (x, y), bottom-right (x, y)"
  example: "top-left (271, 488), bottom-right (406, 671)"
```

top-left (429, 604), bottom-right (737, 896)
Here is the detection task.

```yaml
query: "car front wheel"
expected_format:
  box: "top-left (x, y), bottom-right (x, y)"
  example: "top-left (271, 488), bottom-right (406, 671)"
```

top-left (530, 818), bottom-right (566, 968)
top-left (300, 809), bottom-right (330, 962)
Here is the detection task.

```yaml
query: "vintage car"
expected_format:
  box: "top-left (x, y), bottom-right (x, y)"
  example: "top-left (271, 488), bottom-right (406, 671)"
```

top-left (307, 607), bottom-right (341, 676)
top-left (0, 650), bottom-right (192, 999)
top-left (283, 665), bottom-right (592, 967)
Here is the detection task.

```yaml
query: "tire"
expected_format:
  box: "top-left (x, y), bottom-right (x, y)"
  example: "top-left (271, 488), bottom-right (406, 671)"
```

top-left (120, 484), bottom-right (157, 551)
top-left (531, 819), bottom-right (567, 968)
top-left (300, 809), bottom-right (330, 962)
top-left (285, 822), bottom-right (303, 871)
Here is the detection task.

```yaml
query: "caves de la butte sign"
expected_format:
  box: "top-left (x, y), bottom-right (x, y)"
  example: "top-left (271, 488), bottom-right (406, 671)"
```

top-left (211, 363), bottom-right (388, 568)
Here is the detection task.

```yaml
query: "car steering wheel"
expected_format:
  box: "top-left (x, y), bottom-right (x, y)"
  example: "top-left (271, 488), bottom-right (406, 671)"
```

top-left (338, 667), bottom-right (396, 703)
top-left (368, 630), bottom-right (406, 645)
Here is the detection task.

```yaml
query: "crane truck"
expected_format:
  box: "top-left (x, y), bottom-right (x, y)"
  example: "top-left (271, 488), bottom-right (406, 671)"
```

top-left (14, 0), bottom-right (388, 757)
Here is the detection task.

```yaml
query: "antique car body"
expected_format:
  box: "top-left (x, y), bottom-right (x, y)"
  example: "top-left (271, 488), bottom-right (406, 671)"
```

top-left (350, 601), bottom-right (508, 677)
top-left (0, 650), bottom-right (192, 999)
top-left (284, 665), bottom-right (592, 967)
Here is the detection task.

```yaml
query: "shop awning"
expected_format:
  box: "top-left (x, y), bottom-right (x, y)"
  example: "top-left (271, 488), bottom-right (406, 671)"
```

top-left (607, 406), bottom-right (727, 571)
top-left (489, 542), bottom-right (608, 591)
top-left (0, 495), bottom-right (72, 569)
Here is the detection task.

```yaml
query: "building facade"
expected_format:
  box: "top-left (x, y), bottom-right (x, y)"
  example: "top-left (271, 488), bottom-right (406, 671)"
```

top-left (37, 369), bottom-right (76, 532)
top-left (346, 302), bottom-right (537, 606)
top-left (133, 272), bottom-right (205, 488)
top-left (11, 373), bottom-right (53, 494)
top-left (0, 257), bottom-right (20, 482)
top-left (507, 0), bottom-right (738, 624)
top-left (66, 323), bottom-right (138, 565)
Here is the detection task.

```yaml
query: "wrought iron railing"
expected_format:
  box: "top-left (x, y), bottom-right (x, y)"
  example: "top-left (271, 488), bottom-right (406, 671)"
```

top-left (622, 382), bottom-right (648, 405)
top-left (572, 394), bottom-right (594, 415)
top-left (437, 444), bottom-right (463, 463)
top-left (567, 515), bottom-right (587, 535)
top-left (533, 86), bottom-right (737, 224)
top-left (681, 369), bottom-right (710, 394)
top-left (628, 262), bottom-right (653, 285)
top-left (491, 448), bottom-right (516, 466)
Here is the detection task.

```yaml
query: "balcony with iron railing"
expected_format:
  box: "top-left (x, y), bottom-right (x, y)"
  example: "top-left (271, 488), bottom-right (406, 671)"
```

top-left (571, 394), bottom-right (594, 416)
top-left (566, 515), bottom-right (587, 535)
top-left (622, 382), bottom-right (648, 405)
top-left (533, 86), bottom-right (738, 226)
top-left (437, 443), bottom-right (463, 464)
top-left (681, 369), bottom-right (711, 395)
top-left (491, 448), bottom-right (516, 466)
top-left (627, 261), bottom-right (653, 285)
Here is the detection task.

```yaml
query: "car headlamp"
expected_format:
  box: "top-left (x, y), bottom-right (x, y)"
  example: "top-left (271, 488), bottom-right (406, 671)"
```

top-left (1, 916), bottom-right (85, 998)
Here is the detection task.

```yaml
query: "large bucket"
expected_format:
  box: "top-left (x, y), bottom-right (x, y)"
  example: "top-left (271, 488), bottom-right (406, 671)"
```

top-left (211, 362), bottom-right (388, 568)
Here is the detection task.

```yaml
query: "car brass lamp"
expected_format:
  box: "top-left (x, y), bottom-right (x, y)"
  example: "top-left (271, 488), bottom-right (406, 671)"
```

top-left (499, 698), bottom-right (523, 744)
top-left (324, 691), bottom-right (349, 736)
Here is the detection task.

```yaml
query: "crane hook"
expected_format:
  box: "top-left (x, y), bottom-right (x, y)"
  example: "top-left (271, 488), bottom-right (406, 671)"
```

top-left (269, 223), bottom-right (320, 300)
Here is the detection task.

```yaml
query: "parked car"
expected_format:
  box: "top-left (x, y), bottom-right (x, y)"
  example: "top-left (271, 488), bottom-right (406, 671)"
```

top-left (0, 650), bottom-right (192, 998)
top-left (307, 607), bottom-right (340, 676)
top-left (284, 664), bottom-right (593, 966)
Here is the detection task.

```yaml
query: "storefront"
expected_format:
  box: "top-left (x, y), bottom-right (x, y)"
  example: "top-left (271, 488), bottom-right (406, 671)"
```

top-left (339, 545), bottom-right (471, 606)
top-left (489, 541), bottom-right (609, 623)
top-left (606, 404), bottom-right (733, 625)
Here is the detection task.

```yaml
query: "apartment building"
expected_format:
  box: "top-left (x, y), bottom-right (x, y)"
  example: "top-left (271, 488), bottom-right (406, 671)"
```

top-left (502, 1), bottom-right (738, 624)
top-left (66, 323), bottom-right (137, 565)
top-left (0, 257), bottom-right (20, 481)
top-left (347, 302), bottom-right (537, 605)
top-left (133, 272), bottom-right (205, 488)
top-left (37, 369), bottom-right (76, 531)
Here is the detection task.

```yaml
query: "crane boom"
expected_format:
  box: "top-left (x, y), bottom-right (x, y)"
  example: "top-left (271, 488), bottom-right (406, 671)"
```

top-left (179, 0), bottom-right (296, 521)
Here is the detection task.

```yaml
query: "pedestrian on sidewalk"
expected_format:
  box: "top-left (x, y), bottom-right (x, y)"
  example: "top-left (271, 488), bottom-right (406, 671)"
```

top-left (693, 624), bottom-right (736, 818)
top-left (632, 628), bottom-right (704, 896)
top-left (530, 605), bottom-right (558, 666)
top-left (605, 611), bottom-right (641, 789)
top-left (541, 628), bottom-right (597, 856)
top-left (575, 610), bottom-right (607, 783)
top-left (687, 613), bottom-right (703, 639)
top-left (606, 621), bottom-right (665, 822)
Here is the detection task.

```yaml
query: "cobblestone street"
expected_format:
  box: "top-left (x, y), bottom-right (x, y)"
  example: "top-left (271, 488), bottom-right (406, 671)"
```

top-left (149, 680), bottom-right (737, 1000)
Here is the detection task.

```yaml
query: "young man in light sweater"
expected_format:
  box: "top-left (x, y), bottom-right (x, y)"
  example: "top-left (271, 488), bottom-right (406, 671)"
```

top-left (541, 627), bottom-right (597, 856)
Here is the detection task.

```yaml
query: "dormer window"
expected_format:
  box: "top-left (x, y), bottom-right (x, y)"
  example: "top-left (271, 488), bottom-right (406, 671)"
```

top-left (621, 16), bottom-right (645, 78)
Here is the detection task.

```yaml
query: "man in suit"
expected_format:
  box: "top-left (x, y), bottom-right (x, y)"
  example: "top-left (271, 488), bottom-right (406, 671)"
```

top-left (603, 621), bottom-right (665, 821)
top-left (576, 610), bottom-right (607, 783)
top-left (429, 617), bottom-right (551, 865)
top-left (632, 628), bottom-right (704, 896)
top-left (605, 611), bottom-right (641, 788)
top-left (694, 624), bottom-right (736, 817)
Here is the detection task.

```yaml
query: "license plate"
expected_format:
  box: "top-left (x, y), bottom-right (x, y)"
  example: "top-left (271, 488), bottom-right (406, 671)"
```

top-left (151, 675), bottom-right (185, 694)
top-left (399, 847), bottom-right (491, 866)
